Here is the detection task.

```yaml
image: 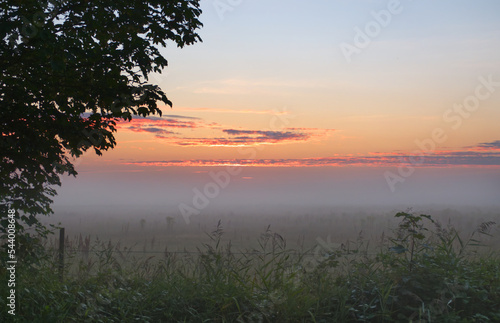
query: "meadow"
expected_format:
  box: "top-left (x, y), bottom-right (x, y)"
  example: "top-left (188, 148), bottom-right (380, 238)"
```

top-left (1, 206), bottom-right (500, 322)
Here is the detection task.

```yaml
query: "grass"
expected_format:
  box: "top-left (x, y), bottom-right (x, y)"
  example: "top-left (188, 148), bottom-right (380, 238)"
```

top-left (1, 211), bottom-right (500, 322)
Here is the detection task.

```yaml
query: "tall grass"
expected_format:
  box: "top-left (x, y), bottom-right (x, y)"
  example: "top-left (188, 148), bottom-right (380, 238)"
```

top-left (1, 212), bottom-right (499, 322)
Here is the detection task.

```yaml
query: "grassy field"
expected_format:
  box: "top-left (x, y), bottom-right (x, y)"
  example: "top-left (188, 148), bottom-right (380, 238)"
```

top-left (42, 205), bottom-right (500, 253)
top-left (1, 208), bottom-right (500, 322)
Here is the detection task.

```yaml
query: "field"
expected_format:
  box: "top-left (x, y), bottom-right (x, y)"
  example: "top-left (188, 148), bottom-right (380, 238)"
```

top-left (43, 204), bottom-right (500, 253)
top-left (2, 205), bottom-right (500, 322)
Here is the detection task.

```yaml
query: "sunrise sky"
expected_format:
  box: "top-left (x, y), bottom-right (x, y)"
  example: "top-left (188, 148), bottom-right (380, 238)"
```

top-left (54, 0), bottom-right (500, 211)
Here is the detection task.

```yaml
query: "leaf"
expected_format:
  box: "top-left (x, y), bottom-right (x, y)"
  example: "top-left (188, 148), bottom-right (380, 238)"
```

top-left (1, 0), bottom-right (203, 236)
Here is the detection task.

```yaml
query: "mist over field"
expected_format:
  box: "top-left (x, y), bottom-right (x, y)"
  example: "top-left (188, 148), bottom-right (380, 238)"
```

top-left (48, 166), bottom-right (500, 253)
top-left (53, 166), bottom-right (500, 209)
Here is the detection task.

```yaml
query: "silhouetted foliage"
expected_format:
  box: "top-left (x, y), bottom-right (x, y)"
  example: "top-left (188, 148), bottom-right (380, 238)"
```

top-left (0, 0), bottom-right (202, 242)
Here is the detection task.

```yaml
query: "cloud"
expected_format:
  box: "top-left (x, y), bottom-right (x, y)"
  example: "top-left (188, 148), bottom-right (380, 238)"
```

top-left (113, 109), bottom-right (333, 147)
top-left (223, 129), bottom-right (310, 143)
top-left (152, 126), bottom-right (333, 147)
top-left (476, 140), bottom-right (500, 150)
top-left (162, 114), bottom-right (202, 120)
top-left (117, 114), bottom-right (333, 147)
top-left (132, 118), bottom-right (200, 129)
top-left (123, 148), bottom-right (500, 168)
top-left (190, 78), bottom-right (337, 95)
top-left (127, 126), bottom-right (176, 136)
top-left (117, 115), bottom-right (220, 139)
top-left (152, 135), bottom-right (307, 147)
top-left (175, 107), bottom-right (289, 115)
top-left (118, 115), bottom-right (205, 128)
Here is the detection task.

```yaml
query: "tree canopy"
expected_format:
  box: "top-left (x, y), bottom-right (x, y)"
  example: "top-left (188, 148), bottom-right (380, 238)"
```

top-left (0, 0), bottom-right (203, 234)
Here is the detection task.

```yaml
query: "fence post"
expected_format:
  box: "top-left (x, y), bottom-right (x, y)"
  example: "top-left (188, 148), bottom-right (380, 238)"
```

top-left (58, 228), bottom-right (65, 282)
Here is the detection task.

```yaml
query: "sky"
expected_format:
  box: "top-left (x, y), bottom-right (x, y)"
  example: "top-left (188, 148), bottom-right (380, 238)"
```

top-left (53, 0), bottom-right (500, 215)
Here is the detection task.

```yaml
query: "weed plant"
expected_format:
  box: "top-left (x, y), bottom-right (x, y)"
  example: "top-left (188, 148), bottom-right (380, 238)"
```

top-left (1, 212), bottom-right (499, 322)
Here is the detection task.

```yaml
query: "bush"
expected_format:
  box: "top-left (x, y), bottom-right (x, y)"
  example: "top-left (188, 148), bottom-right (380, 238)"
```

top-left (1, 212), bottom-right (499, 322)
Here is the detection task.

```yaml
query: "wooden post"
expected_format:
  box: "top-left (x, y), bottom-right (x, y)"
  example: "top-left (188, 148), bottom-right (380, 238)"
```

top-left (58, 228), bottom-right (65, 282)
